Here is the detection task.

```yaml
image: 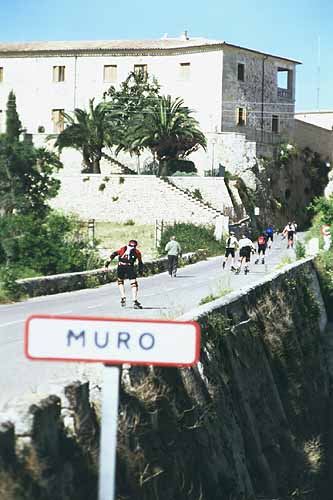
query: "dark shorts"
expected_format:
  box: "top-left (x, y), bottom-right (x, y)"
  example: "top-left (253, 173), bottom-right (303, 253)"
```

top-left (266, 233), bottom-right (273, 241)
top-left (117, 265), bottom-right (137, 280)
top-left (288, 231), bottom-right (294, 241)
top-left (258, 245), bottom-right (266, 255)
top-left (240, 247), bottom-right (251, 262)
top-left (225, 248), bottom-right (235, 258)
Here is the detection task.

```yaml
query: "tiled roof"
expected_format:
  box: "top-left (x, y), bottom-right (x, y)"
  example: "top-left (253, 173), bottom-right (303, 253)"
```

top-left (0, 38), bottom-right (223, 52)
top-left (0, 37), bottom-right (301, 63)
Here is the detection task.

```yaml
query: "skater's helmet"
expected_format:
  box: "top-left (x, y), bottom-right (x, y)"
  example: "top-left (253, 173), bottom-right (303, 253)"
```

top-left (128, 239), bottom-right (138, 247)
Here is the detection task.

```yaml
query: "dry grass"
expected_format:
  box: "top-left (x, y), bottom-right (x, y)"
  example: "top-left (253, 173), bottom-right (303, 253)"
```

top-left (94, 222), bottom-right (157, 261)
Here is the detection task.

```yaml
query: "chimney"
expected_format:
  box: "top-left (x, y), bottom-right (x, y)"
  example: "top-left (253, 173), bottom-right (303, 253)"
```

top-left (180, 30), bottom-right (189, 41)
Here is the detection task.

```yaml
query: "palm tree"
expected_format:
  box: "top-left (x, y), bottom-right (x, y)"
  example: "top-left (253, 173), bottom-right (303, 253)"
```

top-left (121, 96), bottom-right (207, 176)
top-left (53, 99), bottom-right (114, 174)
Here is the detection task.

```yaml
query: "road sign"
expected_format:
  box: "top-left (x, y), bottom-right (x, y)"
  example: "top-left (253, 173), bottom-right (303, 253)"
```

top-left (320, 224), bottom-right (331, 237)
top-left (25, 314), bottom-right (201, 500)
top-left (25, 314), bottom-right (200, 366)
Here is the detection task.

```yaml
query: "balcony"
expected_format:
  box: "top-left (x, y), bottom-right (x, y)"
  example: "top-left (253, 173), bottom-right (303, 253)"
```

top-left (278, 88), bottom-right (292, 99)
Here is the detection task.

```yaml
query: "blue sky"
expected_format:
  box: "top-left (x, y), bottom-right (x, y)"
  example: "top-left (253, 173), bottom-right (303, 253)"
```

top-left (1, 0), bottom-right (331, 111)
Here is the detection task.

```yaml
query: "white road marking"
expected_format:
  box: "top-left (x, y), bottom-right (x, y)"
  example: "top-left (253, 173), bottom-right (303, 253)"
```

top-left (87, 304), bottom-right (103, 309)
top-left (0, 319), bottom-right (25, 328)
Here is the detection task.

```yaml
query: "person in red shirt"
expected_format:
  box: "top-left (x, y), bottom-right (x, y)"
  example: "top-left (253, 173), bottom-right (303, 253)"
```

top-left (255, 233), bottom-right (267, 264)
top-left (105, 239), bottom-right (144, 309)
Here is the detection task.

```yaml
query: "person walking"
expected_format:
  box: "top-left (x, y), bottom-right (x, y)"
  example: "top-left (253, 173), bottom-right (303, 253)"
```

top-left (104, 239), bottom-right (144, 309)
top-left (235, 234), bottom-right (255, 275)
top-left (165, 235), bottom-right (182, 277)
top-left (255, 233), bottom-right (267, 264)
top-left (222, 231), bottom-right (238, 271)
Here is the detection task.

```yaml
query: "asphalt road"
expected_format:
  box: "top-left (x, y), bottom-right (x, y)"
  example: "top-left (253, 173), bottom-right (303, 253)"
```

top-left (0, 235), bottom-right (296, 410)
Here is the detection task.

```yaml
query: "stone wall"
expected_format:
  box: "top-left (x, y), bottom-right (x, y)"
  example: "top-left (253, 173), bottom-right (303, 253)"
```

top-left (49, 174), bottom-right (231, 226)
top-left (294, 118), bottom-right (333, 164)
top-left (17, 250), bottom-right (207, 298)
top-left (1, 258), bottom-right (331, 500)
top-left (221, 46), bottom-right (296, 138)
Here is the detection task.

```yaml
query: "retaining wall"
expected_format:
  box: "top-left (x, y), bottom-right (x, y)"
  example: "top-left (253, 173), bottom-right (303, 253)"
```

top-left (16, 250), bottom-right (207, 298)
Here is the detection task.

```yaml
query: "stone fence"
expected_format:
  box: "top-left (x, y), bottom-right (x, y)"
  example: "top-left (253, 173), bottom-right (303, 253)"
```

top-left (16, 249), bottom-right (208, 298)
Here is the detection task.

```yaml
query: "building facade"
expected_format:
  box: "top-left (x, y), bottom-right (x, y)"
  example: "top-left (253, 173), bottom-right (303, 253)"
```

top-left (0, 35), bottom-right (300, 175)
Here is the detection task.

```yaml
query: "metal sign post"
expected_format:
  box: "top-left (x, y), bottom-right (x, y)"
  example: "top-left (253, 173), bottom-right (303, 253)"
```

top-left (25, 314), bottom-right (200, 500)
top-left (99, 365), bottom-right (120, 500)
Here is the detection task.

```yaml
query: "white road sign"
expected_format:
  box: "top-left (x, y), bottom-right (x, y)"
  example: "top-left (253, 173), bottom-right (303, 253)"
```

top-left (25, 315), bottom-right (200, 367)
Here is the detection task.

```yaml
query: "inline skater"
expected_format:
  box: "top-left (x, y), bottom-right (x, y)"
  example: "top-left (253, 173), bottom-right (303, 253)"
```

top-left (104, 239), bottom-right (144, 309)
top-left (222, 231), bottom-right (238, 271)
top-left (255, 233), bottom-right (267, 264)
top-left (265, 225), bottom-right (274, 249)
top-left (235, 234), bottom-right (256, 275)
top-left (282, 222), bottom-right (296, 249)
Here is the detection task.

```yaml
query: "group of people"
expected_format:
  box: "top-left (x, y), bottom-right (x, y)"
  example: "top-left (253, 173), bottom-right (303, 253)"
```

top-left (222, 226), bottom-right (274, 275)
top-left (104, 221), bottom-right (297, 308)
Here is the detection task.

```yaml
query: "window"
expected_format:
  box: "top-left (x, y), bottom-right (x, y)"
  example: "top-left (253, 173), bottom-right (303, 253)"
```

top-left (277, 67), bottom-right (293, 97)
top-left (0, 67), bottom-right (3, 82)
top-left (236, 107), bottom-right (246, 126)
top-left (52, 109), bottom-right (64, 133)
top-left (103, 65), bottom-right (117, 83)
top-left (272, 115), bottom-right (279, 133)
top-left (134, 64), bottom-right (147, 80)
top-left (179, 62), bottom-right (190, 81)
top-left (237, 63), bottom-right (245, 81)
top-left (53, 66), bottom-right (65, 82)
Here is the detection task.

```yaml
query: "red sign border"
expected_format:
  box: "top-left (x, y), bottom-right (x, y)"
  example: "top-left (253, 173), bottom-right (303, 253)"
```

top-left (24, 314), bottom-right (201, 367)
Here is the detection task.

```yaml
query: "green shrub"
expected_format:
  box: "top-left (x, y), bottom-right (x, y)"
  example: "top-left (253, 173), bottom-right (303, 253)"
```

top-left (192, 188), bottom-right (203, 201)
top-left (315, 251), bottom-right (333, 319)
top-left (0, 266), bottom-right (24, 301)
top-left (158, 222), bottom-right (224, 256)
top-left (119, 176), bottom-right (125, 184)
top-left (124, 219), bottom-right (135, 226)
top-left (295, 241), bottom-right (306, 259)
top-left (0, 212), bottom-right (102, 276)
top-left (167, 159), bottom-right (197, 175)
top-left (98, 183), bottom-right (106, 192)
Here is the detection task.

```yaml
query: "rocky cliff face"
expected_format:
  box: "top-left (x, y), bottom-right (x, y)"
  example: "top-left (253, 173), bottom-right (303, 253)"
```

top-left (0, 260), bottom-right (331, 500)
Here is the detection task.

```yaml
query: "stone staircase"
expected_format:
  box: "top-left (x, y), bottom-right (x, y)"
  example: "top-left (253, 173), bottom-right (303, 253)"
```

top-left (51, 174), bottom-right (229, 224)
top-left (158, 176), bottom-right (227, 219)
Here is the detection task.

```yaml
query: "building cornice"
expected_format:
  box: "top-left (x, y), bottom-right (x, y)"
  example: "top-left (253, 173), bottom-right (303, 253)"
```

top-left (0, 40), bottom-right (301, 64)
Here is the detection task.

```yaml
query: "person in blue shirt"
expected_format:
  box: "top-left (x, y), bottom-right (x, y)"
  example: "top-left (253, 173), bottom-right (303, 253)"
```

top-left (265, 226), bottom-right (274, 249)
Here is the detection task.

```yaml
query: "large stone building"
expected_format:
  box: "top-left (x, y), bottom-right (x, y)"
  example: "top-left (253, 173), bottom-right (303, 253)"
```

top-left (0, 34), bottom-right (300, 176)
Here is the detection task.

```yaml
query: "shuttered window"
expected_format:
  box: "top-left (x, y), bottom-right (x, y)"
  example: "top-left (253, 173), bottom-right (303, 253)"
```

top-left (53, 66), bottom-right (65, 82)
top-left (52, 109), bottom-right (64, 133)
top-left (134, 64), bottom-right (147, 80)
top-left (236, 107), bottom-right (247, 126)
top-left (179, 62), bottom-right (190, 81)
top-left (104, 65), bottom-right (117, 83)
top-left (272, 115), bottom-right (279, 133)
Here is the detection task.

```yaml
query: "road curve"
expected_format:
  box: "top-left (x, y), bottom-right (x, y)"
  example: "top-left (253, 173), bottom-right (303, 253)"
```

top-left (0, 236), bottom-right (296, 409)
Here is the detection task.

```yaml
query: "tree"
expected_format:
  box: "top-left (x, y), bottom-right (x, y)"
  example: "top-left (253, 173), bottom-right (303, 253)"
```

top-left (0, 135), bottom-right (62, 215)
top-left (122, 95), bottom-right (206, 176)
top-left (54, 99), bottom-right (115, 174)
top-left (104, 71), bottom-right (161, 155)
top-left (6, 90), bottom-right (22, 142)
